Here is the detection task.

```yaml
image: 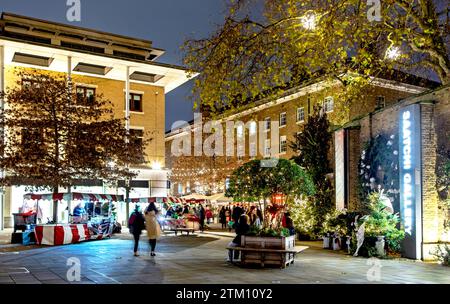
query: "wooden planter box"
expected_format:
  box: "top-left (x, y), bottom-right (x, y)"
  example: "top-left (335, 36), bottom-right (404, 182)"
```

top-left (240, 235), bottom-right (296, 268)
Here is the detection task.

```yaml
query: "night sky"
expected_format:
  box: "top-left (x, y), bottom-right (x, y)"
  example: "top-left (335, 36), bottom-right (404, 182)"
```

top-left (0, 0), bottom-right (227, 131)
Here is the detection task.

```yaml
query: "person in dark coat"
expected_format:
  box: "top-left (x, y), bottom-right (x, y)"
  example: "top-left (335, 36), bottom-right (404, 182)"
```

top-left (284, 212), bottom-right (296, 236)
top-left (198, 204), bottom-right (206, 232)
top-left (231, 203), bottom-right (243, 227)
top-left (219, 206), bottom-right (226, 229)
top-left (227, 214), bottom-right (250, 261)
top-left (128, 205), bottom-right (145, 256)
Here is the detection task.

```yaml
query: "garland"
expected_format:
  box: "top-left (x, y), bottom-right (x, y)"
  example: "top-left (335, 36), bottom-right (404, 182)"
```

top-left (358, 133), bottom-right (399, 212)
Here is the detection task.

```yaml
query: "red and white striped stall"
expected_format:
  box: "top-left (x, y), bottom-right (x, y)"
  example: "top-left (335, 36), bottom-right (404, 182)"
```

top-left (34, 224), bottom-right (90, 246)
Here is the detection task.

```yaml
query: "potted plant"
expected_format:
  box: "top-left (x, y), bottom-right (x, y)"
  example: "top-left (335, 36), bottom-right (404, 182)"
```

top-left (360, 191), bottom-right (405, 257)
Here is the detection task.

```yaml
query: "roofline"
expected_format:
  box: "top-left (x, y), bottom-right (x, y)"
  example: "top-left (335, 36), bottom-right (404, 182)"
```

top-left (1, 12), bottom-right (155, 47)
top-left (337, 83), bottom-right (450, 130)
top-left (0, 36), bottom-right (188, 72)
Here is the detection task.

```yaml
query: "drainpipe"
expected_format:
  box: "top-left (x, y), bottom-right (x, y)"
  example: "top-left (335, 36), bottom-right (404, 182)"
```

top-left (67, 56), bottom-right (72, 217)
top-left (125, 66), bottom-right (130, 226)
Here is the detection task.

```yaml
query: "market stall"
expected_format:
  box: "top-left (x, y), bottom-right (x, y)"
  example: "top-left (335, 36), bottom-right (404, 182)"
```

top-left (23, 192), bottom-right (123, 246)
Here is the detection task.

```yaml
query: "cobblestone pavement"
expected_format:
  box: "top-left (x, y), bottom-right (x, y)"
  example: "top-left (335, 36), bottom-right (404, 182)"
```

top-left (0, 231), bottom-right (448, 284)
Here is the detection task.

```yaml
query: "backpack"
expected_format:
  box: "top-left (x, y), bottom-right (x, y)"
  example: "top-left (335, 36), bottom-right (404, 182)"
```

top-left (128, 213), bottom-right (137, 227)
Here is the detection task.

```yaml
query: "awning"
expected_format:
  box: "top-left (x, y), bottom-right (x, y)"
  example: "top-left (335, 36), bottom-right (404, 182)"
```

top-left (129, 196), bottom-right (186, 204)
top-left (24, 193), bottom-right (124, 202)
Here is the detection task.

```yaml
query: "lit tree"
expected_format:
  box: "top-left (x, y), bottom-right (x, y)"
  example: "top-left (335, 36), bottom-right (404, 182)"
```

top-left (0, 69), bottom-right (149, 221)
top-left (290, 106), bottom-right (334, 235)
top-left (183, 0), bottom-right (448, 117)
top-left (226, 158), bottom-right (315, 227)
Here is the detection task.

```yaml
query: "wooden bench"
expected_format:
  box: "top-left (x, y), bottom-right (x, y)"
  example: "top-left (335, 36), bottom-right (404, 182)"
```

top-left (165, 227), bottom-right (196, 236)
top-left (226, 245), bottom-right (308, 268)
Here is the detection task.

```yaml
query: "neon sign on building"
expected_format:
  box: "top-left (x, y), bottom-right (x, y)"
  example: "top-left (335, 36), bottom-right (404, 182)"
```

top-left (398, 104), bottom-right (422, 260)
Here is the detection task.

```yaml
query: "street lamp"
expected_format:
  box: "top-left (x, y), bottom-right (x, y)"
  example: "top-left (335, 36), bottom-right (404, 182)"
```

top-left (385, 46), bottom-right (401, 60)
top-left (301, 13), bottom-right (317, 31)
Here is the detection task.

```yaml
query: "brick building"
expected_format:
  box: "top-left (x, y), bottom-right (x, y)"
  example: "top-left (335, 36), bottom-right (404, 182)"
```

top-left (335, 85), bottom-right (449, 260)
top-left (165, 74), bottom-right (435, 196)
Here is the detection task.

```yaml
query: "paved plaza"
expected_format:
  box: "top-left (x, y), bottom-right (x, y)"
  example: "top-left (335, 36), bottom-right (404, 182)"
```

top-left (0, 231), bottom-right (448, 284)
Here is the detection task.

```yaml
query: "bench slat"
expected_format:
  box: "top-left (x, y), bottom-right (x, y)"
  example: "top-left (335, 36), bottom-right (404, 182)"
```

top-left (226, 246), bottom-right (308, 254)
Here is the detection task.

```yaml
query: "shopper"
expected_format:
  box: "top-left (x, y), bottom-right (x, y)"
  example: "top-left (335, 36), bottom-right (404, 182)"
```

top-left (284, 212), bottom-right (296, 236)
top-left (198, 204), bottom-right (206, 232)
top-left (232, 203), bottom-right (244, 228)
top-left (227, 214), bottom-right (250, 262)
top-left (219, 206), bottom-right (226, 229)
top-left (128, 205), bottom-right (145, 257)
top-left (145, 202), bottom-right (162, 256)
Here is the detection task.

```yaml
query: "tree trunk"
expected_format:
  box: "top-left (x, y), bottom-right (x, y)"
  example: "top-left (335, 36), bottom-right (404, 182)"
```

top-left (125, 184), bottom-right (130, 227)
top-left (52, 187), bottom-right (58, 223)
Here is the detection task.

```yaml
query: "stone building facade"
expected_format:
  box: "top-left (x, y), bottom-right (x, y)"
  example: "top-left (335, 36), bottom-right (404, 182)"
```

top-left (0, 13), bottom-right (190, 228)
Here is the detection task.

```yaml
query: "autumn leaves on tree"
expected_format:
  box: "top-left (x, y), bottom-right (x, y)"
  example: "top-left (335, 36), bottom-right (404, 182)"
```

top-left (0, 69), bottom-right (149, 192)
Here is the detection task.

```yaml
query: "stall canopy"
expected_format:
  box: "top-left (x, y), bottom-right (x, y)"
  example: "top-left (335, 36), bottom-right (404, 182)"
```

top-left (24, 192), bottom-right (124, 202)
top-left (129, 196), bottom-right (208, 204)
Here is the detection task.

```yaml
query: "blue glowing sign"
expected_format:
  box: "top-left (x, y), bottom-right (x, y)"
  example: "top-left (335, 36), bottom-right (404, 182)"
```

top-left (398, 104), bottom-right (422, 260)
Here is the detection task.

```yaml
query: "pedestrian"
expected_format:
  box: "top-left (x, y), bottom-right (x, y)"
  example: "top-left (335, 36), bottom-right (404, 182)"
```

top-left (232, 203), bottom-right (243, 228)
top-left (182, 204), bottom-right (189, 214)
top-left (227, 214), bottom-right (250, 262)
top-left (219, 206), bottom-right (226, 229)
top-left (284, 212), bottom-right (296, 236)
top-left (225, 206), bottom-right (231, 231)
top-left (145, 202), bottom-right (162, 256)
top-left (205, 207), bottom-right (213, 224)
top-left (199, 204), bottom-right (206, 232)
top-left (128, 205), bottom-right (145, 257)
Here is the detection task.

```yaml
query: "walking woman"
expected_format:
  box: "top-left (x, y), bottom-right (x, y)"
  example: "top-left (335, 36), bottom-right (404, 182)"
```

top-left (128, 205), bottom-right (145, 256)
top-left (145, 202), bottom-right (162, 256)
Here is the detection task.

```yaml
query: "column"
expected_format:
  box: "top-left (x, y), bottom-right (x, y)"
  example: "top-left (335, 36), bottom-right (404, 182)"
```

top-left (0, 45), bottom-right (4, 230)
top-left (124, 66), bottom-right (130, 225)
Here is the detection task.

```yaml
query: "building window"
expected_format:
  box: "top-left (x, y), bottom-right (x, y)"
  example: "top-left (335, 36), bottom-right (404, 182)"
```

top-left (280, 136), bottom-right (287, 154)
top-left (236, 125), bottom-right (244, 138)
top-left (249, 142), bottom-right (257, 158)
top-left (264, 117), bottom-right (271, 132)
top-left (376, 95), bottom-right (385, 109)
top-left (297, 107), bottom-right (305, 123)
top-left (177, 183), bottom-right (183, 194)
top-left (249, 121), bottom-right (257, 135)
top-left (127, 93), bottom-right (143, 112)
top-left (324, 96), bottom-right (334, 113)
top-left (279, 112), bottom-right (286, 127)
top-left (264, 139), bottom-right (271, 157)
top-left (76, 86), bottom-right (96, 105)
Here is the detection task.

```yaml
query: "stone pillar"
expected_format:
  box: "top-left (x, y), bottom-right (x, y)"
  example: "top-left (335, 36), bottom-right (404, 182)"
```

top-left (420, 102), bottom-right (440, 260)
top-left (0, 45), bottom-right (4, 229)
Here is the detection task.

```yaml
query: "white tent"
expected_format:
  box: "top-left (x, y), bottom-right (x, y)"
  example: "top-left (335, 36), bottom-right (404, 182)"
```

top-left (206, 192), bottom-right (232, 203)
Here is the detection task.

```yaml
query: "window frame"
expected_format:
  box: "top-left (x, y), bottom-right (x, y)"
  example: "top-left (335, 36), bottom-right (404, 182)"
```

top-left (75, 86), bottom-right (96, 105)
top-left (376, 95), bottom-right (386, 109)
top-left (296, 107), bottom-right (305, 123)
top-left (127, 92), bottom-right (143, 112)
top-left (279, 135), bottom-right (287, 154)
top-left (264, 139), bottom-right (271, 157)
top-left (264, 117), bottom-right (271, 132)
top-left (279, 112), bottom-right (287, 128)
top-left (324, 96), bottom-right (334, 113)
